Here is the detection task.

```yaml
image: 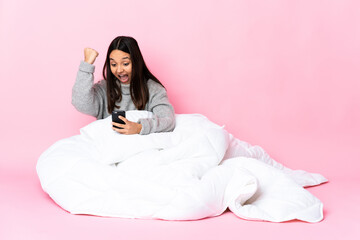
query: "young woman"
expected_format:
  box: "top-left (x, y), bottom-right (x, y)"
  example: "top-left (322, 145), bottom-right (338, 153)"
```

top-left (72, 36), bottom-right (175, 135)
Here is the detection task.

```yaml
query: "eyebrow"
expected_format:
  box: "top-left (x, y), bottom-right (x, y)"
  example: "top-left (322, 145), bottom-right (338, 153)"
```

top-left (110, 57), bottom-right (130, 61)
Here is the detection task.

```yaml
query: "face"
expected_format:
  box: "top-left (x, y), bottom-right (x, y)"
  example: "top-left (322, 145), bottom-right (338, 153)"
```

top-left (109, 50), bottom-right (132, 84)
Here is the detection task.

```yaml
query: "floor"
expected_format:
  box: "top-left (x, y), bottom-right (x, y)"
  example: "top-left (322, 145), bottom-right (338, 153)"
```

top-left (1, 165), bottom-right (358, 240)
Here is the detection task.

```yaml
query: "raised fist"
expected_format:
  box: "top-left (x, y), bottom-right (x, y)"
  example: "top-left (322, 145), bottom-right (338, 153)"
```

top-left (84, 48), bottom-right (99, 65)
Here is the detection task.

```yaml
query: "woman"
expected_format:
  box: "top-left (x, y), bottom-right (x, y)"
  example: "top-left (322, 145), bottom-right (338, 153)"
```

top-left (72, 36), bottom-right (175, 135)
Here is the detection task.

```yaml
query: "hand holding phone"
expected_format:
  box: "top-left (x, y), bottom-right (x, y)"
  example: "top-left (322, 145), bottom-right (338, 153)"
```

top-left (112, 110), bottom-right (126, 129)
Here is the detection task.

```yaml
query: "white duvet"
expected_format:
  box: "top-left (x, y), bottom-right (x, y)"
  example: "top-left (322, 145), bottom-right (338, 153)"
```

top-left (37, 111), bottom-right (327, 222)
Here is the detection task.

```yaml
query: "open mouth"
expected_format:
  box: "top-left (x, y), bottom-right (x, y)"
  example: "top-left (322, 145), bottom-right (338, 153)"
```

top-left (118, 74), bottom-right (129, 83)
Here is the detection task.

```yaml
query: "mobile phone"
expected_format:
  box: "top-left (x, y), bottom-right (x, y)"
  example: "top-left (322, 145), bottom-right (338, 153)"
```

top-left (112, 110), bottom-right (126, 129)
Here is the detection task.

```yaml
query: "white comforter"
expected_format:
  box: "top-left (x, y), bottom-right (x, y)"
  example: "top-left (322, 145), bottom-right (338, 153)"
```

top-left (37, 111), bottom-right (327, 222)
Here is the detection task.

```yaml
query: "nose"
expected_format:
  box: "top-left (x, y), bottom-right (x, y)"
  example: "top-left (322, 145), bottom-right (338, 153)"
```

top-left (116, 65), bottom-right (123, 74)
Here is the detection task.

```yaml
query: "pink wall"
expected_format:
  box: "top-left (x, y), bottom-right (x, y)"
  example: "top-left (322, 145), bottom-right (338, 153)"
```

top-left (1, 0), bottom-right (359, 179)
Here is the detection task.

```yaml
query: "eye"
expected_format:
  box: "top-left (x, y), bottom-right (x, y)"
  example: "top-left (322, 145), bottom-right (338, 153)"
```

top-left (111, 64), bottom-right (116, 67)
top-left (124, 63), bottom-right (130, 66)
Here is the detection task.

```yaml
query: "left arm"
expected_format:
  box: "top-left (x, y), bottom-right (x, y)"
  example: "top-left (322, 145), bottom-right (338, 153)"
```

top-left (138, 84), bottom-right (176, 135)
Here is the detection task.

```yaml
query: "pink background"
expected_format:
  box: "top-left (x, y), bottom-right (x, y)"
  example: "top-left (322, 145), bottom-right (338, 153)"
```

top-left (1, 0), bottom-right (359, 239)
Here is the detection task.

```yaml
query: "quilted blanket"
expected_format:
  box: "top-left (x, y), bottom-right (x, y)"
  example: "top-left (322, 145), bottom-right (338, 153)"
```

top-left (37, 111), bottom-right (327, 222)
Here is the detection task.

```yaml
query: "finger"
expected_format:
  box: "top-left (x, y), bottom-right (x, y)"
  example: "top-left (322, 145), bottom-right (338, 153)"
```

top-left (118, 115), bottom-right (128, 123)
top-left (112, 127), bottom-right (127, 134)
top-left (114, 127), bottom-right (130, 135)
top-left (112, 121), bottom-right (126, 128)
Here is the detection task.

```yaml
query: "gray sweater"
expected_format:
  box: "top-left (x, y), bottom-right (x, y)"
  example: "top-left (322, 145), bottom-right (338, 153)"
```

top-left (72, 61), bottom-right (176, 135)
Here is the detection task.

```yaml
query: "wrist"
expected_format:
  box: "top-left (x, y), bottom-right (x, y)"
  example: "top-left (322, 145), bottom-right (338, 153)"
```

top-left (137, 123), bottom-right (142, 134)
top-left (84, 59), bottom-right (94, 65)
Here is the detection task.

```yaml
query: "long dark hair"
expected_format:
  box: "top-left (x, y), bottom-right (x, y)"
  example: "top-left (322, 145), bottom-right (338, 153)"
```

top-left (103, 36), bottom-right (164, 113)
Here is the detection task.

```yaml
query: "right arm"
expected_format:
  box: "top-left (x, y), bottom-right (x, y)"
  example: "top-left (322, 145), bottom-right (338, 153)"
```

top-left (71, 48), bottom-right (107, 119)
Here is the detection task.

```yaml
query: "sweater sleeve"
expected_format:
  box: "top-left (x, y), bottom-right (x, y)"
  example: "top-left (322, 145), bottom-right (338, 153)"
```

top-left (71, 61), bottom-right (107, 119)
top-left (138, 81), bottom-right (176, 135)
